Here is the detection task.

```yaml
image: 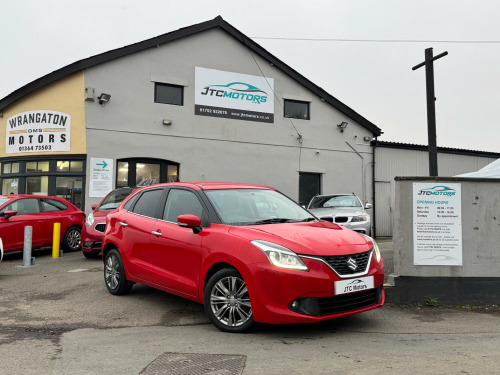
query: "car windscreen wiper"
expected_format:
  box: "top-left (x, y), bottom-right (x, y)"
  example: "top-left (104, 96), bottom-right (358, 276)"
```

top-left (298, 217), bottom-right (316, 222)
top-left (252, 218), bottom-right (296, 225)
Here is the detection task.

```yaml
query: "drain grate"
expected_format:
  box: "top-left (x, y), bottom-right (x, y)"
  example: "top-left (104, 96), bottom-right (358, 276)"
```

top-left (141, 352), bottom-right (246, 375)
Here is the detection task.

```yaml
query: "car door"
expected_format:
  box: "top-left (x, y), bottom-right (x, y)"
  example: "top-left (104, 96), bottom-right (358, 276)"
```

top-left (119, 188), bottom-right (165, 281)
top-left (149, 188), bottom-right (205, 297)
top-left (0, 198), bottom-right (46, 251)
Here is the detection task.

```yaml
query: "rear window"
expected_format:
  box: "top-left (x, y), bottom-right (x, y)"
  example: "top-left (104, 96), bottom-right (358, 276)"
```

top-left (41, 199), bottom-right (68, 212)
top-left (309, 195), bottom-right (361, 209)
top-left (99, 189), bottom-right (134, 210)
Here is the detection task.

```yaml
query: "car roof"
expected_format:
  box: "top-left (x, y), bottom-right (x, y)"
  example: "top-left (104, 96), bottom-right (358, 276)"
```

top-left (134, 182), bottom-right (275, 191)
top-left (0, 194), bottom-right (59, 199)
top-left (314, 194), bottom-right (358, 198)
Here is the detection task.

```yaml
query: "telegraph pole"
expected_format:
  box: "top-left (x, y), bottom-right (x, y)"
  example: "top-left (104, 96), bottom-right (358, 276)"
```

top-left (412, 48), bottom-right (448, 176)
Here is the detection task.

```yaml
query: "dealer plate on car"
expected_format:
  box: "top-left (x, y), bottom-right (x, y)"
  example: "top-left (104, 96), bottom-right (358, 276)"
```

top-left (334, 276), bottom-right (374, 295)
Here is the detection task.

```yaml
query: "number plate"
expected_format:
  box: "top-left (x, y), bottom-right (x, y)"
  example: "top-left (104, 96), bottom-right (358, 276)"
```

top-left (334, 276), bottom-right (374, 295)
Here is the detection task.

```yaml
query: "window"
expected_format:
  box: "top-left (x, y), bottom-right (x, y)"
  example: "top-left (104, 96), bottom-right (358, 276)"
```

top-left (3, 198), bottom-right (40, 215)
top-left (155, 83), bottom-right (183, 105)
top-left (2, 178), bottom-right (19, 194)
top-left (2, 162), bottom-right (20, 174)
top-left (132, 189), bottom-right (164, 218)
top-left (163, 189), bottom-right (203, 223)
top-left (0, 157), bottom-right (86, 209)
top-left (284, 100), bottom-right (310, 120)
top-left (117, 162), bottom-right (129, 187)
top-left (116, 158), bottom-right (179, 188)
top-left (136, 163), bottom-right (160, 186)
top-left (41, 199), bottom-right (68, 212)
top-left (57, 161), bottom-right (84, 172)
top-left (26, 161), bottom-right (49, 172)
top-left (26, 176), bottom-right (49, 195)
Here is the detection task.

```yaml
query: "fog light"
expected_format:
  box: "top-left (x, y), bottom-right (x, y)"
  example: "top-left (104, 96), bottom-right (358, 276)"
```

top-left (83, 241), bottom-right (93, 248)
top-left (289, 298), bottom-right (321, 316)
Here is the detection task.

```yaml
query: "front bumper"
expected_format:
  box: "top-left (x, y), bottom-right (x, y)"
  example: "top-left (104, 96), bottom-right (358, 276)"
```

top-left (81, 223), bottom-right (105, 253)
top-left (247, 255), bottom-right (384, 324)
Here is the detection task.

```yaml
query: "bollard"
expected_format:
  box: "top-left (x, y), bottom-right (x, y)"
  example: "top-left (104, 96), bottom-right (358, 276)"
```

top-left (23, 226), bottom-right (33, 267)
top-left (52, 222), bottom-right (61, 258)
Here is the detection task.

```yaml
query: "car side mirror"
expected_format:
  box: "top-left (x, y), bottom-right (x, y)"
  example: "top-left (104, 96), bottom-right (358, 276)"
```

top-left (91, 204), bottom-right (98, 210)
top-left (177, 214), bottom-right (202, 234)
top-left (365, 203), bottom-right (373, 209)
top-left (1, 210), bottom-right (18, 220)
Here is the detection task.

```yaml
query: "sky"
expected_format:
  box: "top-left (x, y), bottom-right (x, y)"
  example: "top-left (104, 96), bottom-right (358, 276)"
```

top-left (1, 0), bottom-right (500, 153)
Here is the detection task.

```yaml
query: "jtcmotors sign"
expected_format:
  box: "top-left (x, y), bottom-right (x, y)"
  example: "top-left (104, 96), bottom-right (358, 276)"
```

top-left (6, 110), bottom-right (71, 154)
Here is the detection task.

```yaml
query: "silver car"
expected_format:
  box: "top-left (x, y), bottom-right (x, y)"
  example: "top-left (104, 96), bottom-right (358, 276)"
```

top-left (307, 194), bottom-right (372, 235)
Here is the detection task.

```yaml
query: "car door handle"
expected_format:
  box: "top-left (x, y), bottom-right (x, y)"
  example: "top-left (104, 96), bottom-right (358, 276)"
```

top-left (119, 222), bottom-right (128, 227)
top-left (151, 231), bottom-right (162, 237)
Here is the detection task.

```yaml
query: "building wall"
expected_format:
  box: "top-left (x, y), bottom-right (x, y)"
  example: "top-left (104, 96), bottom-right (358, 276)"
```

top-left (0, 72), bottom-right (86, 157)
top-left (83, 29), bottom-right (374, 211)
top-left (393, 178), bottom-right (500, 277)
top-left (374, 146), bottom-right (497, 237)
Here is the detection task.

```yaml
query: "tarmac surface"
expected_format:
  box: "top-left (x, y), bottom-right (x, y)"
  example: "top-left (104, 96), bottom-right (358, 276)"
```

top-left (0, 243), bottom-right (498, 375)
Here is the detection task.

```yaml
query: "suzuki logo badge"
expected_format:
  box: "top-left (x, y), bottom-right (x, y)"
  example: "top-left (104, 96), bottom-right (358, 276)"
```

top-left (347, 257), bottom-right (358, 271)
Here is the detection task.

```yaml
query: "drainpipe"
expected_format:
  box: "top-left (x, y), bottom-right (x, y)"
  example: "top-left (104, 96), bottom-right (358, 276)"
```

top-left (345, 141), bottom-right (364, 203)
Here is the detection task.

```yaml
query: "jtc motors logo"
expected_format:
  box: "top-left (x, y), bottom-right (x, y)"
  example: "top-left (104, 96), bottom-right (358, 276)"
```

top-left (200, 82), bottom-right (268, 104)
top-left (417, 186), bottom-right (456, 196)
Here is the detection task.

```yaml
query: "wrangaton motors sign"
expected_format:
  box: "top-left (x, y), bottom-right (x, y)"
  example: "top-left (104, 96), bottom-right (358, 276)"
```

top-left (6, 110), bottom-right (71, 154)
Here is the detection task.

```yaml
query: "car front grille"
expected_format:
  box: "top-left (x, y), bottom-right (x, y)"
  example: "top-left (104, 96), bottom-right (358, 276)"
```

top-left (318, 286), bottom-right (381, 316)
top-left (94, 223), bottom-right (106, 233)
top-left (334, 216), bottom-right (349, 223)
top-left (319, 250), bottom-right (372, 276)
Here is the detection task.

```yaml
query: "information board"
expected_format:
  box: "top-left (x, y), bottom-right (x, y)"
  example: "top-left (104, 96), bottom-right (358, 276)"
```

top-left (89, 158), bottom-right (113, 198)
top-left (413, 183), bottom-right (462, 266)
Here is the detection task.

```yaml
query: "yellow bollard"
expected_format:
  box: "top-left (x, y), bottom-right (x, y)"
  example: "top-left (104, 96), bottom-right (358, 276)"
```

top-left (52, 222), bottom-right (61, 258)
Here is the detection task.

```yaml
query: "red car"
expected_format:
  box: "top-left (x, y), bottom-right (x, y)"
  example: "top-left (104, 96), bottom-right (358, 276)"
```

top-left (0, 195), bottom-right (84, 253)
top-left (81, 187), bottom-right (136, 258)
top-left (102, 182), bottom-right (384, 333)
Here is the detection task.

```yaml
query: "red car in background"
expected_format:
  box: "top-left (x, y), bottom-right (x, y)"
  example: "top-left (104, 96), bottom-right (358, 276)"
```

top-left (81, 187), bottom-right (136, 258)
top-left (0, 195), bottom-right (84, 253)
top-left (102, 182), bottom-right (384, 333)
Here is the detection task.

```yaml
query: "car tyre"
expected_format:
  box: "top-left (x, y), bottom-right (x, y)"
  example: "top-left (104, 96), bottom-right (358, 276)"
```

top-left (62, 226), bottom-right (81, 252)
top-left (204, 268), bottom-right (254, 333)
top-left (104, 249), bottom-right (132, 295)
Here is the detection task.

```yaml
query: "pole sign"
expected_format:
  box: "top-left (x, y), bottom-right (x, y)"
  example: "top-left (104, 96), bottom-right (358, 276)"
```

top-left (413, 183), bottom-right (462, 266)
top-left (89, 158), bottom-right (113, 198)
top-left (195, 67), bottom-right (274, 123)
top-left (6, 110), bottom-right (71, 154)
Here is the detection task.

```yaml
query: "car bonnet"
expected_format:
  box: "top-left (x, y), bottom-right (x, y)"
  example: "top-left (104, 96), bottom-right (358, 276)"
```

top-left (229, 221), bottom-right (372, 256)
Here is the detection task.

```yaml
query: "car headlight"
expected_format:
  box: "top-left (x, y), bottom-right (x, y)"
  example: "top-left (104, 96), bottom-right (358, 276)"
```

top-left (361, 234), bottom-right (381, 263)
top-left (351, 215), bottom-right (368, 222)
top-left (86, 212), bottom-right (95, 226)
top-left (251, 240), bottom-right (309, 271)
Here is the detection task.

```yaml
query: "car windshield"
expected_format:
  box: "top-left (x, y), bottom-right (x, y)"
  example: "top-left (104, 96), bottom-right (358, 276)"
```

top-left (99, 189), bottom-right (134, 210)
top-left (205, 189), bottom-right (315, 226)
top-left (0, 197), bottom-right (12, 207)
top-left (309, 195), bottom-right (361, 209)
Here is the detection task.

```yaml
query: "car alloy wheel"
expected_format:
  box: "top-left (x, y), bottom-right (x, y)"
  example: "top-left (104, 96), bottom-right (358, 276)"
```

top-left (104, 249), bottom-right (132, 295)
top-left (63, 227), bottom-right (81, 251)
top-left (205, 268), bottom-right (254, 332)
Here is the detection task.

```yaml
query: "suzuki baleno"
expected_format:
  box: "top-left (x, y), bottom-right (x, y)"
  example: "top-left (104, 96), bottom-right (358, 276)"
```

top-left (102, 182), bottom-right (384, 332)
